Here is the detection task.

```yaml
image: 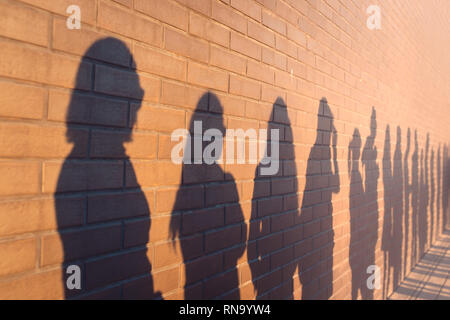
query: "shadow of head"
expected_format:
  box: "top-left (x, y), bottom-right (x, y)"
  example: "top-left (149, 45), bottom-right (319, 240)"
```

top-left (66, 37), bottom-right (144, 144)
top-left (319, 97), bottom-right (336, 146)
top-left (186, 92), bottom-right (226, 161)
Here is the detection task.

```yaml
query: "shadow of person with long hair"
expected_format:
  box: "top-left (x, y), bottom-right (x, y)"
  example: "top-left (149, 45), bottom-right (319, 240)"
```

top-left (403, 128), bottom-right (411, 277)
top-left (55, 38), bottom-right (160, 299)
top-left (248, 97), bottom-right (298, 299)
top-left (437, 145), bottom-right (441, 236)
top-left (381, 125), bottom-right (392, 298)
top-left (360, 108), bottom-right (380, 300)
top-left (299, 98), bottom-right (339, 300)
top-left (443, 145), bottom-right (449, 231)
top-left (418, 135), bottom-right (429, 257)
top-left (169, 92), bottom-right (246, 299)
top-left (348, 128), bottom-right (364, 299)
top-left (391, 126), bottom-right (403, 291)
top-left (411, 130), bottom-right (419, 267)
top-left (430, 147), bottom-right (435, 245)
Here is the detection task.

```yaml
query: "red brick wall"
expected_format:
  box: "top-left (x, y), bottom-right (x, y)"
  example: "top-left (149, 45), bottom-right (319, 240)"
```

top-left (0, 0), bottom-right (449, 299)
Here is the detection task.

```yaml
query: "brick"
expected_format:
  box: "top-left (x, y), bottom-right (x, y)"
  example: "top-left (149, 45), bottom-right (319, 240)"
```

top-left (261, 84), bottom-right (286, 103)
top-left (131, 103), bottom-right (185, 133)
top-left (189, 12), bottom-right (230, 48)
top-left (0, 238), bottom-right (36, 277)
top-left (41, 224), bottom-right (122, 266)
top-left (287, 24), bottom-right (307, 47)
top-left (94, 65), bottom-right (160, 102)
top-left (287, 58), bottom-right (307, 79)
top-left (88, 190), bottom-right (154, 223)
top-left (0, 0), bottom-right (49, 46)
top-left (184, 252), bottom-right (223, 285)
top-left (248, 20), bottom-right (275, 47)
top-left (230, 74), bottom-right (261, 100)
top-left (135, 0), bottom-right (188, 31)
top-left (205, 182), bottom-right (240, 206)
top-left (255, 0), bottom-right (276, 11)
top-left (0, 81), bottom-right (45, 120)
top-left (231, 32), bottom-right (261, 60)
top-left (210, 45), bottom-right (247, 75)
top-left (89, 129), bottom-right (156, 159)
top-left (0, 269), bottom-right (63, 300)
top-left (203, 269), bottom-right (239, 298)
top-left (0, 40), bottom-right (91, 90)
top-left (182, 207), bottom-right (224, 235)
top-left (205, 225), bottom-right (242, 252)
top-left (247, 60), bottom-right (275, 84)
top-left (262, 47), bottom-right (287, 70)
top-left (134, 44), bottom-right (186, 81)
top-left (231, 0), bottom-right (261, 21)
top-left (262, 10), bottom-right (286, 35)
top-left (258, 196), bottom-right (283, 217)
top-left (245, 100), bottom-right (273, 121)
top-left (187, 62), bottom-right (229, 92)
top-left (48, 90), bottom-right (128, 127)
top-left (0, 197), bottom-right (84, 237)
top-left (85, 249), bottom-right (152, 290)
top-left (165, 28), bottom-right (209, 63)
top-left (276, 35), bottom-right (297, 58)
top-left (98, 1), bottom-right (162, 46)
top-left (19, 0), bottom-right (97, 25)
top-left (125, 161), bottom-right (181, 187)
top-left (274, 70), bottom-right (297, 91)
top-left (211, 93), bottom-right (246, 117)
top-left (156, 185), bottom-right (204, 213)
top-left (43, 160), bottom-right (124, 193)
top-left (153, 266), bottom-right (180, 294)
top-left (53, 19), bottom-right (131, 67)
top-left (124, 215), bottom-right (179, 247)
top-left (0, 122), bottom-right (88, 159)
top-left (161, 81), bottom-right (207, 110)
top-left (112, 0), bottom-right (132, 7)
top-left (177, 0), bottom-right (211, 16)
top-left (212, 1), bottom-right (247, 34)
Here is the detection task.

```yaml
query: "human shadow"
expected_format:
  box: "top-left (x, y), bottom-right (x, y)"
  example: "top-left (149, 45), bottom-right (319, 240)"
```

top-left (418, 134), bottom-right (430, 257)
top-left (349, 108), bottom-right (379, 300)
top-left (403, 128), bottom-right (411, 277)
top-left (381, 124), bottom-right (392, 298)
top-left (391, 126), bottom-right (404, 290)
top-left (444, 145), bottom-right (449, 230)
top-left (348, 128), bottom-right (364, 299)
top-left (437, 145), bottom-right (441, 238)
top-left (55, 38), bottom-right (160, 299)
top-left (430, 147), bottom-right (435, 245)
top-left (247, 97), bottom-right (298, 299)
top-left (360, 108), bottom-right (380, 299)
top-left (411, 130), bottom-right (419, 268)
top-left (169, 92), bottom-right (246, 299)
top-left (298, 98), bottom-right (339, 299)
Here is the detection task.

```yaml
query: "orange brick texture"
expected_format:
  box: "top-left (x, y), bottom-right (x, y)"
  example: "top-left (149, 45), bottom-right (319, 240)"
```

top-left (0, 0), bottom-right (449, 300)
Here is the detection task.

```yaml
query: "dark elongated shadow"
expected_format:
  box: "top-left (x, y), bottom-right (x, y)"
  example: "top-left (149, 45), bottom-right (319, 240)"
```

top-left (349, 107), bottom-right (380, 300)
top-left (55, 38), bottom-right (160, 299)
top-left (391, 126), bottom-right (404, 290)
top-left (348, 128), bottom-right (364, 299)
top-left (169, 92), bottom-right (246, 299)
top-left (381, 124), bottom-right (392, 299)
top-left (430, 147), bottom-right (435, 245)
top-left (418, 135), bottom-right (429, 257)
top-left (360, 108), bottom-right (380, 300)
top-left (298, 98), bottom-right (339, 300)
top-left (247, 97), bottom-right (298, 299)
top-left (411, 130), bottom-right (419, 268)
top-left (403, 128), bottom-right (411, 278)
